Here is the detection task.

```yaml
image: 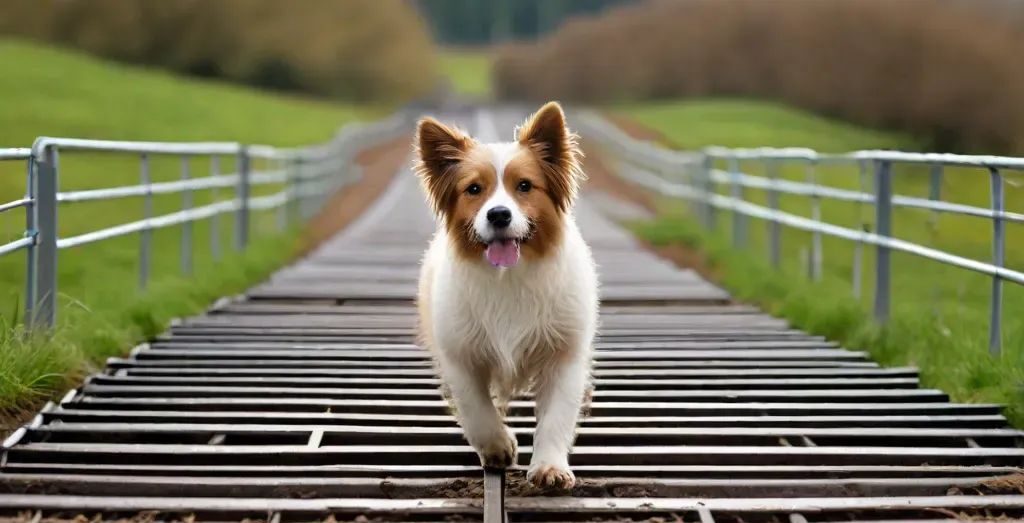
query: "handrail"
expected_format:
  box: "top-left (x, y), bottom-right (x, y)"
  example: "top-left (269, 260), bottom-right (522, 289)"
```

top-left (577, 111), bottom-right (1020, 356)
top-left (0, 112), bottom-right (411, 329)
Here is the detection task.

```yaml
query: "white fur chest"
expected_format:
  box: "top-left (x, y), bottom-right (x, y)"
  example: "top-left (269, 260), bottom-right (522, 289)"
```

top-left (426, 222), bottom-right (598, 384)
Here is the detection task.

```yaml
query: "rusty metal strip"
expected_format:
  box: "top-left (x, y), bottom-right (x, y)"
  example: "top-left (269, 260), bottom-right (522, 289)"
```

top-left (483, 468), bottom-right (506, 523)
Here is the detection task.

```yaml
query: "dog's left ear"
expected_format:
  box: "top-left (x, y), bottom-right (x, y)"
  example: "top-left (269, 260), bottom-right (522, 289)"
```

top-left (518, 101), bottom-right (584, 211)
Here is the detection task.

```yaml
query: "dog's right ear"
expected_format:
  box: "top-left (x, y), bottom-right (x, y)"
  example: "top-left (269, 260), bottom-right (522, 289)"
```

top-left (415, 117), bottom-right (472, 216)
top-left (415, 117), bottom-right (472, 178)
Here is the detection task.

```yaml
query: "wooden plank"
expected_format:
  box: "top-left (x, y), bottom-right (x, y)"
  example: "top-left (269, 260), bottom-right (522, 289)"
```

top-left (78, 384), bottom-right (949, 403)
top-left (143, 340), bottom-right (838, 351)
top-left (106, 357), bottom-right (883, 370)
top-left (268, 266), bottom-right (707, 283)
top-left (42, 409), bottom-right (1010, 429)
top-left (0, 473), bottom-right (1011, 499)
top-left (10, 443), bottom-right (1024, 467)
top-left (167, 327), bottom-right (811, 340)
top-left (246, 284), bottom-right (731, 303)
top-left (69, 397), bottom-right (999, 416)
top-left (0, 493), bottom-right (1020, 517)
top-left (114, 366), bottom-right (918, 379)
top-left (499, 495), bottom-right (1024, 513)
top-left (0, 494), bottom-right (484, 513)
top-left (4, 462), bottom-right (1018, 480)
top-left (215, 303), bottom-right (761, 316)
top-left (128, 348), bottom-right (858, 360)
top-left (182, 317), bottom-right (791, 330)
top-left (29, 422), bottom-right (1022, 442)
top-left (88, 375), bottom-right (923, 391)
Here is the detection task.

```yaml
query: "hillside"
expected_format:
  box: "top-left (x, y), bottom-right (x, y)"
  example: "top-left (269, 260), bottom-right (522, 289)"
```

top-left (0, 39), bottom-right (375, 424)
top-left (617, 99), bottom-right (1024, 423)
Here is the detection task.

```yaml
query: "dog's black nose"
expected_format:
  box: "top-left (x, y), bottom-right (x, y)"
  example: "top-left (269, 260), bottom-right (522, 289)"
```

top-left (487, 206), bottom-right (512, 228)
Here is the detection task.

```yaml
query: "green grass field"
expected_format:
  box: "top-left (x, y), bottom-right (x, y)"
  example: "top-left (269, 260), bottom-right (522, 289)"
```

top-left (615, 99), bottom-right (1024, 424)
top-left (0, 40), bottom-right (374, 426)
top-left (438, 49), bottom-right (492, 98)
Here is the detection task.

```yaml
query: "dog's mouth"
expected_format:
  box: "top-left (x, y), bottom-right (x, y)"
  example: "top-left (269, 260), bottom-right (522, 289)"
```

top-left (479, 223), bottom-right (536, 268)
top-left (485, 238), bottom-right (521, 268)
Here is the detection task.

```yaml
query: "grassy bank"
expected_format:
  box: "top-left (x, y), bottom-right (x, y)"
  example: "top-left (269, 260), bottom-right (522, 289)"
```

top-left (438, 49), bottom-right (492, 98)
top-left (0, 40), bottom-right (376, 426)
top-left (615, 99), bottom-right (1024, 424)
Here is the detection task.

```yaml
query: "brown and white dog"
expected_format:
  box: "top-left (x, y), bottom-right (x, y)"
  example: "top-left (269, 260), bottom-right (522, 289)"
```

top-left (414, 102), bottom-right (598, 489)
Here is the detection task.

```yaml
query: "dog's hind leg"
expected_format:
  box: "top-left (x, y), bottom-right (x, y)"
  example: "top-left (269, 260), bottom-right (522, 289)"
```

top-left (528, 349), bottom-right (590, 489)
top-left (439, 356), bottom-right (518, 469)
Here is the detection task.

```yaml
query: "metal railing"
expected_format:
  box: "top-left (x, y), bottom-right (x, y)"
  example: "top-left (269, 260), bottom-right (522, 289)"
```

top-left (0, 113), bottom-right (409, 329)
top-left (578, 112), bottom-right (1023, 355)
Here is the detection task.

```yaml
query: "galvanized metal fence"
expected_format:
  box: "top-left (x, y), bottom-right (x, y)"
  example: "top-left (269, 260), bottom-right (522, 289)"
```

top-left (578, 112), bottom-right (1023, 355)
top-left (0, 114), bottom-right (408, 329)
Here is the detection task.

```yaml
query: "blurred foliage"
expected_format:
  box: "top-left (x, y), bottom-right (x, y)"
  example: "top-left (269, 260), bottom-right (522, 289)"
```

top-left (0, 0), bottom-right (438, 102)
top-left (415, 0), bottom-right (637, 45)
top-left (495, 0), bottom-right (1024, 154)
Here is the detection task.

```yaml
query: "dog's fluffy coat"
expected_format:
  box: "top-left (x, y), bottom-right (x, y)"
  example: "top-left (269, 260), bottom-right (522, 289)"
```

top-left (414, 102), bottom-right (598, 489)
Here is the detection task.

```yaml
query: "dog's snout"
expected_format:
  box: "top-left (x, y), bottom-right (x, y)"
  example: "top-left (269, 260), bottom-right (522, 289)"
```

top-left (486, 206), bottom-right (513, 228)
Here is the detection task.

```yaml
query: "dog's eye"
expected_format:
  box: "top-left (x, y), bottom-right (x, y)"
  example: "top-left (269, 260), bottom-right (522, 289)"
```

top-left (466, 183), bottom-right (482, 195)
top-left (517, 180), bottom-right (532, 193)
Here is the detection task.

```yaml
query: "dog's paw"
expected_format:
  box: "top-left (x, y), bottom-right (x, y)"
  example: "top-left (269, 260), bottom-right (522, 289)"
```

top-left (527, 462), bottom-right (575, 489)
top-left (476, 425), bottom-right (518, 469)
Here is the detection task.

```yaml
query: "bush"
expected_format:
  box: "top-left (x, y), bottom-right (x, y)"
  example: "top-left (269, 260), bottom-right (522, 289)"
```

top-left (494, 0), bottom-right (1024, 153)
top-left (0, 0), bottom-right (438, 102)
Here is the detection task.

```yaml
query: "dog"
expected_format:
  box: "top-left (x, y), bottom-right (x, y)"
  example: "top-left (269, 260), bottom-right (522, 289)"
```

top-left (413, 102), bottom-right (598, 489)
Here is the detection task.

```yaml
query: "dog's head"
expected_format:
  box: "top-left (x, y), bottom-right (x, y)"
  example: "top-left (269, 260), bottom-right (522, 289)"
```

top-left (414, 102), bottom-right (583, 268)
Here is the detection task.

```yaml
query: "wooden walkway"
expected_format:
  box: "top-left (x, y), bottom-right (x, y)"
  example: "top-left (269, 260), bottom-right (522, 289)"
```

top-left (2, 108), bottom-right (1024, 522)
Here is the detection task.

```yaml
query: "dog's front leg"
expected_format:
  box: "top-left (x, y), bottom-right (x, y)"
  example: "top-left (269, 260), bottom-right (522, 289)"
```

top-left (528, 349), bottom-right (590, 489)
top-left (439, 356), bottom-right (518, 469)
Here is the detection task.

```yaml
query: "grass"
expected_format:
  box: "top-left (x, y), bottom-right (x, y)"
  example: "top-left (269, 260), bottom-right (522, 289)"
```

top-left (616, 99), bottom-right (1024, 425)
top-left (0, 39), bottom-right (376, 426)
top-left (438, 49), bottom-right (492, 98)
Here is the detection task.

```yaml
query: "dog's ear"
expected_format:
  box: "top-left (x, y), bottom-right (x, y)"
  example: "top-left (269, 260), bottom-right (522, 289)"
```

top-left (415, 117), bottom-right (473, 215)
top-left (518, 101), bottom-right (584, 211)
top-left (416, 117), bottom-right (472, 177)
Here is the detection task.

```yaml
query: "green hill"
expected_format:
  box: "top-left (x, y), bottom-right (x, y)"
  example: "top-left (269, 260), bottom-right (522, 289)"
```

top-left (0, 39), bottom-right (375, 426)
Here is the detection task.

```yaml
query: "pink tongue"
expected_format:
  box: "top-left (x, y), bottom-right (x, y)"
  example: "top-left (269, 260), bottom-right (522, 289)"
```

top-left (485, 240), bottom-right (520, 268)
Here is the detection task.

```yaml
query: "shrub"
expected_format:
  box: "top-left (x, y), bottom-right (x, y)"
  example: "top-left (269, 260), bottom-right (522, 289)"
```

top-left (494, 0), bottom-right (1024, 153)
top-left (0, 0), bottom-right (437, 102)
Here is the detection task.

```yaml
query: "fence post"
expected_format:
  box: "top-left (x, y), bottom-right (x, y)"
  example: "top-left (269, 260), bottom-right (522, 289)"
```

top-left (180, 156), bottom-right (193, 274)
top-left (989, 167), bottom-right (1005, 356)
top-left (209, 156), bottom-right (221, 261)
top-left (139, 154), bottom-right (152, 289)
top-left (276, 156), bottom-right (288, 232)
top-left (873, 160), bottom-right (892, 323)
top-left (24, 157), bottom-right (37, 323)
top-left (288, 153), bottom-right (301, 226)
top-left (728, 155), bottom-right (746, 248)
top-left (235, 145), bottom-right (250, 251)
top-left (766, 159), bottom-right (781, 268)
top-left (681, 157), bottom-right (698, 218)
top-left (808, 159), bottom-right (822, 281)
top-left (927, 163), bottom-right (943, 320)
top-left (701, 154), bottom-right (716, 231)
top-left (853, 160), bottom-right (870, 299)
top-left (32, 145), bottom-right (59, 329)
